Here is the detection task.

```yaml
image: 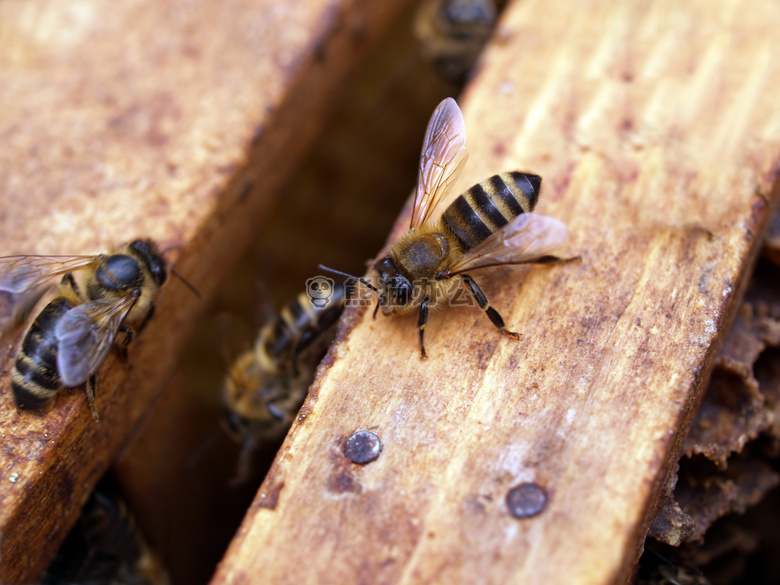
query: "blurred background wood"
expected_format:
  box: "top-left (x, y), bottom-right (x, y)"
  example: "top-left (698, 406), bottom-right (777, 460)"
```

top-left (0, 0), bottom-right (418, 582)
top-left (211, 0), bottom-right (780, 584)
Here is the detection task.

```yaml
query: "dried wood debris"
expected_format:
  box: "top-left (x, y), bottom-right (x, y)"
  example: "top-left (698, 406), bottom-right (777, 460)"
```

top-left (641, 256), bottom-right (780, 583)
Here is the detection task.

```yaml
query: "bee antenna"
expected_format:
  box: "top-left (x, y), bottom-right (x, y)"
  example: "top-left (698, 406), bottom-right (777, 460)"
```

top-left (317, 264), bottom-right (378, 292)
top-left (644, 546), bottom-right (675, 567)
top-left (171, 268), bottom-right (202, 298)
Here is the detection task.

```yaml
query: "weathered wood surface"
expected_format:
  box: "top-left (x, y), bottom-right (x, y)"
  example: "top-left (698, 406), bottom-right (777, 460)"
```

top-left (212, 1), bottom-right (780, 584)
top-left (0, 0), bottom-right (412, 583)
top-left (111, 4), bottom-right (458, 580)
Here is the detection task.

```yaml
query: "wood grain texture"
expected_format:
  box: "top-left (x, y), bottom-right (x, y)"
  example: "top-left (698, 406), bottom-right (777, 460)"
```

top-left (110, 4), bottom-right (458, 581)
top-left (0, 0), bottom-right (412, 582)
top-left (212, 0), bottom-right (780, 584)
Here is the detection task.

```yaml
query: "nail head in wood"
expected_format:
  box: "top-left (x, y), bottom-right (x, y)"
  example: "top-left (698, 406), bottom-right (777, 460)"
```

top-left (343, 430), bottom-right (382, 465)
top-left (506, 482), bottom-right (548, 519)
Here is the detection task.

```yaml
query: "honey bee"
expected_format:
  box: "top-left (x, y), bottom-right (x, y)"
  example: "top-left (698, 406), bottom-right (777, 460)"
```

top-left (0, 239), bottom-right (191, 420)
top-left (223, 282), bottom-right (345, 482)
top-left (41, 481), bottom-right (171, 585)
top-left (415, 0), bottom-right (497, 85)
top-left (322, 98), bottom-right (575, 359)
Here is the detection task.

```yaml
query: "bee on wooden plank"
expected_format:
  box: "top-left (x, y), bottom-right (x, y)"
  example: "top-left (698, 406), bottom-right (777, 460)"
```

top-left (41, 482), bottom-right (171, 585)
top-left (222, 280), bottom-right (344, 482)
top-left (0, 239), bottom-right (197, 420)
top-left (322, 98), bottom-right (575, 359)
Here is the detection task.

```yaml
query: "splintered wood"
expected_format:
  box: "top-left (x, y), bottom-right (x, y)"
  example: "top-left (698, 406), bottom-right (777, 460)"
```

top-left (212, 1), bottom-right (780, 585)
top-left (0, 0), bottom-right (412, 583)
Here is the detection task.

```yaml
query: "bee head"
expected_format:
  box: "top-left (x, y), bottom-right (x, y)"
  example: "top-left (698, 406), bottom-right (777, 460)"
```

top-left (221, 388), bottom-right (289, 443)
top-left (223, 352), bottom-right (290, 439)
top-left (372, 256), bottom-right (413, 315)
top-left (129, 239), bottom-right (167, 287)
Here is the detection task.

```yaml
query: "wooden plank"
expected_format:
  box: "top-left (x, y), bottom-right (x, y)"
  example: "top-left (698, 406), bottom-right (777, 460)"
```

top-left (0, 0), bottom-right (413, 583)
top-left (211, 0), bottom-right (780, 584)
top-left (109, 2), bottom-right (460, 581)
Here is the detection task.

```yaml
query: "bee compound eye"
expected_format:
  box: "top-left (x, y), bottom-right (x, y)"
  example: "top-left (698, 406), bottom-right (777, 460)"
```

top-left (373, 256), bottom-right (395, 281)
top-left (128, 239), bottom-right (167, 286)
top-left (390, 277), bottom-right (413, 307)
top-left (149, 259), bottom-right (167, 286)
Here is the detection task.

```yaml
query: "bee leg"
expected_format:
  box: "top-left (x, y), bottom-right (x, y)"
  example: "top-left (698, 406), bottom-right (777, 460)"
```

top-left (418, 296), bottom-right (430, 360)
top-left (460, 275), bottom-right (520, 341)
top-left (117, 326), bottom-right (134, 362)
top-left (85, 375), bottom-right (99, 422)
top-left (136, 301), bottom-right (156, 333)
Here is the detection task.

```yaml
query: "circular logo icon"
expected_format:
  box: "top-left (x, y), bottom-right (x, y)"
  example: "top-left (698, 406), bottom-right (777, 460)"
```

top-left (306, 276), bottom-right (335, 308)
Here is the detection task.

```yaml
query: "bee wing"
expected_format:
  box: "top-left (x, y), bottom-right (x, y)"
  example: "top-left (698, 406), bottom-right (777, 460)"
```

top-left (447, 212), bottom-right (570, 275)
top-left (410, 97), bottom-right (469, 229)
top-left (2, 283), bottom-right (55, 336)
top-left (54, 295), bottom-right (137, 387)
top-left (0, 255), bottom-right (98, 294)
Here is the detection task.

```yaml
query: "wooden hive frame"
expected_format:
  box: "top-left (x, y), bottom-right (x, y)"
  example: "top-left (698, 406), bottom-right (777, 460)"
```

top-left (2, 0), bottom-right (780, 584)
top-left (108, 3), bottom-right (459, 581)
top-left (210, 0), bottom-right (780, 584)
top-left (0, 0), bottom-right (419, 583)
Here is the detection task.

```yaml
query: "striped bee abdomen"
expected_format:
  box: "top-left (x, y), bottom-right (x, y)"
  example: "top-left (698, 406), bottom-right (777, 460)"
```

top-left (262, 287), bottom-right (346, 360)
top-left (11, 296), bottom-right (75, 408)
top-left (263, 294), bottom-right (311, 359)
top-left (441, 171), bottom-right (541, 252)
top-left (294, 285), bottom-right (345, 355)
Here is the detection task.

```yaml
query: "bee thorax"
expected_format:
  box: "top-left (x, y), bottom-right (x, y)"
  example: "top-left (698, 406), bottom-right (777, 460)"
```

top-left (395, 232), bottom-right (449, 279)
top-left (96, 255), bottom-right (142, 291)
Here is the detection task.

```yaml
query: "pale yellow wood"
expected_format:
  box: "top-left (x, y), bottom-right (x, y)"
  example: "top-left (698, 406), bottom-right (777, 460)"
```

top-left (0, 0), bottom-right (413, 583)
top-left (212, 0), bottom-right (780, 584)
